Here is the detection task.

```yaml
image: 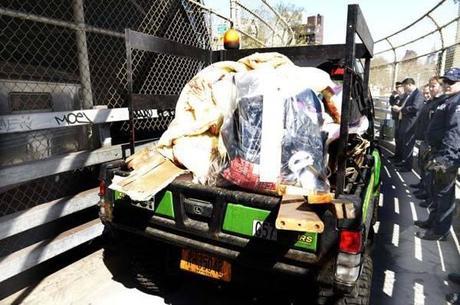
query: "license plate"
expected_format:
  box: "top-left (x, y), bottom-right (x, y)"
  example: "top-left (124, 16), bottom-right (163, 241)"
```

top-left (180, 249), bottom-right (231, 282)
top-left (253, 220), bottom-right (278, 241)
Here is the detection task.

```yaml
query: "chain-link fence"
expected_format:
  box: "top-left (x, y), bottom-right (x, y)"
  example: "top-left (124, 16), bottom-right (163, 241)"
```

top-left (370, 0), bottom-right (460, 97)
top-left (0, 0), bottom-right (210, 215)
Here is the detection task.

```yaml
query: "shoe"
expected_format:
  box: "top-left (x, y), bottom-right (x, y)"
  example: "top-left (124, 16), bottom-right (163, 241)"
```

top-left (415, 230), bottom-right (449, 241)
top-left (446, 292), bottom-right (460, 305)
top-left (419, 200), bottom-right (431, 208)
top-left (414, 220), bottom-right (431, 229)
top-left (415, 193), bottom-right (429, 200)
top-left (448, 273), bottom-right (460, 284)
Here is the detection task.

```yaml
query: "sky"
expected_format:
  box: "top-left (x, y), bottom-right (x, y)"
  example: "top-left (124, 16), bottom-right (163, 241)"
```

top-left (204, 0), bottom-right (459, 59)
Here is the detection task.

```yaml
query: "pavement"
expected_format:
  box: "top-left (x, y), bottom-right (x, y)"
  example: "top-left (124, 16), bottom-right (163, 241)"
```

top-left (371, 145), bottom-right (460, 305)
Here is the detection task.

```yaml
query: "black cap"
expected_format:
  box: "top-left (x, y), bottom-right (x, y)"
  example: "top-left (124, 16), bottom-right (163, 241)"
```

top-left (402, 78), bottom-right (415, 85)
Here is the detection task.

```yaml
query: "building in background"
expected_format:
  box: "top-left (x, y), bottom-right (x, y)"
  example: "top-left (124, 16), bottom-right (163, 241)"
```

top-left (292, 14), bottom-right (323, 45)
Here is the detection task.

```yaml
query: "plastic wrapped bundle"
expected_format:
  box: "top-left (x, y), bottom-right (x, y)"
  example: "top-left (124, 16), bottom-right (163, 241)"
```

top-left (221, 70), bottom-right (329, 195)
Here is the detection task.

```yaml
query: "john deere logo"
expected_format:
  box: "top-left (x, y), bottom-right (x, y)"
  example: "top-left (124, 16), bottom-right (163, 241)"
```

top-left (193, 206), bottom-right (203, 215)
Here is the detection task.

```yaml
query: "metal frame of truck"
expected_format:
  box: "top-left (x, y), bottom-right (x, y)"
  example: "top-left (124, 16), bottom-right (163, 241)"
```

top-left (100, 4), bottom-right (381, 304)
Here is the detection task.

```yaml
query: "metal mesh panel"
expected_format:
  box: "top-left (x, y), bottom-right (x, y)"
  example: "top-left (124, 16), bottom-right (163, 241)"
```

top-left (0, 166), bottom-right (98, 217)
top-left (0, 166), bottom-right (98, 257)
top-left (2, 0), bottom-right (74, 22)
top-left (0, 17), bottom-right (79, 84)
top-left (1, 0), bottom-right (210, 126)
top-left (9, 92), bottom-right (52, 112)
top-left (122, 51), bottom-right (205, 132)
top-left (370, 1), bottom-right (460, 98)
top-left (86, 32), bottom-right (127, 108)
top-left (445, 43), bottom-right (460, 71)
top-left (0, 0), bottom-right (210, 219)
top-left (83, 0), bottom-right (148, 32)
top-left (369, 62), bottom-right (395, 96)
top-left (0, 127), bottom-right (90, 166)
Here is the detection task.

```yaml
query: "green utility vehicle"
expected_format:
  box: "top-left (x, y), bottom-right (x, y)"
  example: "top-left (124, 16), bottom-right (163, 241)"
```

top-left (98, 4), bottom-right (381, 304)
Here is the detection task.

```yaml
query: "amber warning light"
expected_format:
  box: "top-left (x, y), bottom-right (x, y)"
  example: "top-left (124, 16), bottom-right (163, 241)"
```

top-left (223, 22), bottom-right (240, 50)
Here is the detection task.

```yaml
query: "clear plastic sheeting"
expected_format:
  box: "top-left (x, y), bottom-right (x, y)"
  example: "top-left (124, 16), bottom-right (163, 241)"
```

top-left (221, 69), bottom-right (329, 195)
top-left (149, 52), bottom-right (356, 196)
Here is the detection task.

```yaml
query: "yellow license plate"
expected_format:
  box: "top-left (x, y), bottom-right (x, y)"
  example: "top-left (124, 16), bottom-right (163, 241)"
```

top-left (179, 249), bottom-right (231, 282)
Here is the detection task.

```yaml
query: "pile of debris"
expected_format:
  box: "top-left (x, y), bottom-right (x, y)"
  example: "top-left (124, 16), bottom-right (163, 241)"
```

top-left (110, 52), bottom-right (369, 233)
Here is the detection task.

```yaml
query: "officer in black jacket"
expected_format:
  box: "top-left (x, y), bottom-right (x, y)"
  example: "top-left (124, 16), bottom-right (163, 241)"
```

top-left (392, 78), bottom-right (424, 171)
top-left (389, 81), bottom-right (405, 161)
top-left (415, 67), bottom-right (460, 240)
top-left (412, 77), bottom-right (445, 201)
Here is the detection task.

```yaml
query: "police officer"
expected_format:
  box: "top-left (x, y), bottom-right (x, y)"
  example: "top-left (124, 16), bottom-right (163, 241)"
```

top-left (412, 77), bottom-right (445, 201)
top-left (389, 81), bottom-right (406, 162)
top-left (391, 78), bottom-right (424, 171)
top-left (415, 68), bottom-right (460, 240)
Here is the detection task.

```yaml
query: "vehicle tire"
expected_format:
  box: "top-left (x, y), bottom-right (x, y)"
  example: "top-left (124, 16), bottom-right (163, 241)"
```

top-left (130, 253), bottom-right (164, 295)
top-left (334, 253), bottom-right (373, 305)
top-left (131, 241), bottom-right (185, 295)
top-left (130, 248), bottom-right (165, 295)
top-left (101, 224), bottom-right (122, 256)
top-left (371, 193), bottom-right (380, 226)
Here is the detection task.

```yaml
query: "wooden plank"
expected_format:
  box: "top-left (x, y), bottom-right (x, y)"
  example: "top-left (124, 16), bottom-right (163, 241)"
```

top-left (0, 145), bottom-right (123, 189)
top-left (275, 200), bottom-right (324, 233)
top-left (110, 152), bottom-right (187, 201)
top-left (307, 193), bottom-right (334, 204)
top-left (0, 188), bottom-right (99, 240)
top-left (331, 200), bottom-right (356, 220)
top-left (0, 219), bottom-right (103, 283)
top-left (0, 107), bottom-right (168, 134)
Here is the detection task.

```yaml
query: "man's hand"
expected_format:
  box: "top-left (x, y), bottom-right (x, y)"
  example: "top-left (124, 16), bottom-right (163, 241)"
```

top-left (391, 105), bottom-right (401, 112)
top-left (425, 160), bottom-right (447, 173)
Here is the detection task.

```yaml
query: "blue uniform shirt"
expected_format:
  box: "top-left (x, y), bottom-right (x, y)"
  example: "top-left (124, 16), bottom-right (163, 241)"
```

top-left (426, 92), bottom-right (460, 168)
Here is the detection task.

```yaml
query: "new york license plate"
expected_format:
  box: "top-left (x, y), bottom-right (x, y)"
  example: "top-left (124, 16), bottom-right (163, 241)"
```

top-left (180, 249), bottom-right (231, 282)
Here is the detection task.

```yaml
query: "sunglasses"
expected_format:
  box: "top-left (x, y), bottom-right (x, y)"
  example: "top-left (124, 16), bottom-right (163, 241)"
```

top-left (442, 79), bottom-right (457, 86)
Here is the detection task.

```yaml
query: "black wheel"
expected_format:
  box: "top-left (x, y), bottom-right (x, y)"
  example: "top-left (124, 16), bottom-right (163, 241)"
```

top-left (334, 253), bottom-right (373, 305)
top-left (130, 255), bottom-right (163, 294)
top-left (371, 192), bottom-right (380, 226)
top-left (129, 242), bottom-right (182, 295)
top-left (101, 224), bottom-right (122, 256)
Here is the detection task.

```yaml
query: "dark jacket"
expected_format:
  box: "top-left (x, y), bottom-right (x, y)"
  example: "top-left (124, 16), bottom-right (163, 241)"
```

top-left (415, 100), bottom-right (430, 140)
top-left (399, 89), bottom-right (424, 135)
top-left (401, 88), bottom-right (424, 118)
top-left (389, 94), bottom-right (404, 120)
top-left (415, 95), bottom-right (446, 141)
top-left (427, 92), bottom-right (460, 168)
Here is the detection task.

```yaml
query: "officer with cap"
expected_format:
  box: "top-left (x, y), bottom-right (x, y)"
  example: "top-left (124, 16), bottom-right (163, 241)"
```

top-left (415, 67), bottom-right (460, 240)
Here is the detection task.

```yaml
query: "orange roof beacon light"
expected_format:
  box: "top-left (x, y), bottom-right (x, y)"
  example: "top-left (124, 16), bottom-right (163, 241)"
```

top-left (223, 22), bottom-right (240, 50)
